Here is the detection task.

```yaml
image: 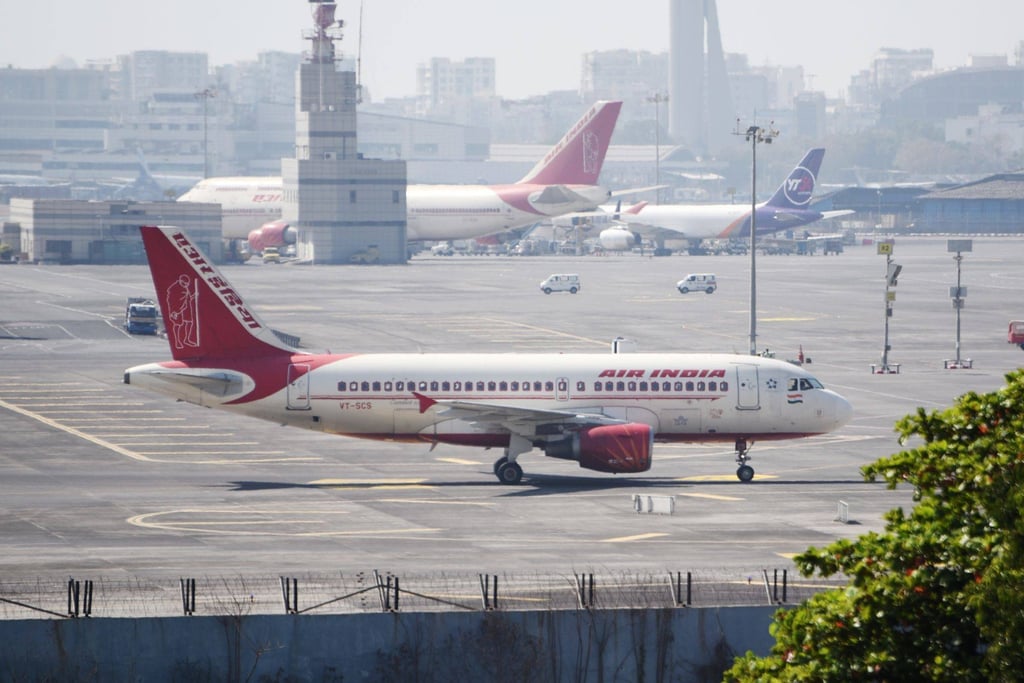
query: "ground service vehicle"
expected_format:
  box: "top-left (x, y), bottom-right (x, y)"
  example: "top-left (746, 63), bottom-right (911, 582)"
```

top-left (262, 247), bottom-right (282, 264)
top-left (124, 297), bottom-right (159, 335)
top-left (350, 245), bottom-right (380, 264)
top-left (540, 274), bottom-right (581, 294)
top-left (677, 273), bottom-right (717, 294)
top-left (1009, 320), bottom-right (1024, 350)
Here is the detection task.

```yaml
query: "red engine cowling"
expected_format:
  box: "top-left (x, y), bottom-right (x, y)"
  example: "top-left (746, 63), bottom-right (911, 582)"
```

top-left (544, 423), bottom-right (653, 474)
top-left (247, 220), bottom-right (296, 252)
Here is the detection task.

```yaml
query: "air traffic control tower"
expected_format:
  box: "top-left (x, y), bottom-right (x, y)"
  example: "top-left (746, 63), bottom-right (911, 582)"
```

top-left (283, 1), bottom-right (407, 264)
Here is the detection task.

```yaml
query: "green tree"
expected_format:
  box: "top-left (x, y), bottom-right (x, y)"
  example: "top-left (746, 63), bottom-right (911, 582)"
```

top-left (726, 370), bottom-right (1024, 682)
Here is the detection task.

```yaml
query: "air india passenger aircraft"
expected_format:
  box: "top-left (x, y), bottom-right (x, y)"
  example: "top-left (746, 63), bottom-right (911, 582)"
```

top-left (125, 226), bottom-right (853, 484)
top-left (177, 101), bottom-right (622, 254)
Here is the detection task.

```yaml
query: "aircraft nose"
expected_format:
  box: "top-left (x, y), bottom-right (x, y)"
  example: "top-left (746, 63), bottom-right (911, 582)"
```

top-left (832, 391), bottom-right (854, 428)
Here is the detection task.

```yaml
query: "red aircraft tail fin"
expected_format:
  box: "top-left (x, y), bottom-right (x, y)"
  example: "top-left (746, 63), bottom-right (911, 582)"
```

top-left (139, 226), bottom-right (295, 361)
top-left (517, 100), bottom-right (622, 186)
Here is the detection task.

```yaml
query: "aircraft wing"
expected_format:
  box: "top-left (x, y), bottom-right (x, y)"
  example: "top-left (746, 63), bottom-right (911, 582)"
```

top-left (610, 184), bottom-right (670, 198)
top-left (413, 392), bottom-right (625, 432)
top-left (820, 209), bottom-right (856, 220)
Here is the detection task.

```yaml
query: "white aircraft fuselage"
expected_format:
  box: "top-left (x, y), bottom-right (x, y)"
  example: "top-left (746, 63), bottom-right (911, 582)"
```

top-left (124, 225), bottom-right (852, 484)
top-left (128, 351), bottom-right (850, 447)
top-left (178, 100), bottom-right (622, 248)
top-left (177, 177), bottom-right (610, 243)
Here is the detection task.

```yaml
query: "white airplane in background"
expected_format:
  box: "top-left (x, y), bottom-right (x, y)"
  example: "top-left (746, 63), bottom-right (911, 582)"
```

top-left (597, 148), bottom-right (854, 252)
top-left (124, 226), bottom-right (853, 485)
top-left (177, 100), bottom-right (623, 255)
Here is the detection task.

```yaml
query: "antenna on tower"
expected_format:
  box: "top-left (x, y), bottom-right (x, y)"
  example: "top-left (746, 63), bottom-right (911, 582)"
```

top-left (304, 1), bottom-right (344, 113)
top-left (356, 0), bottom-right (364, 103)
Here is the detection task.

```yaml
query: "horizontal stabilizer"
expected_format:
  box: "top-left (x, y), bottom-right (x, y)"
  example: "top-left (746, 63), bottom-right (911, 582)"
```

top-left (142, 368), bottom-right (247, 398)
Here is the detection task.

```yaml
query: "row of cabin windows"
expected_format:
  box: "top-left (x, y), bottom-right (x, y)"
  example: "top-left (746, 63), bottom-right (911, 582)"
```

top-left (336, 379), bottom-right (729, 394)
top-left (340, 380), bottom-right (559, 393)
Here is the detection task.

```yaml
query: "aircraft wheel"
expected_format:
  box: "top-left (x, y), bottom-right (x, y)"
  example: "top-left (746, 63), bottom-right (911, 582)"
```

top-left (736, 465), bottom-right (755, 482)
top-left (496, 461), bottom-right (523, 485)
top-left (493, 456), bottom-right (508, 475)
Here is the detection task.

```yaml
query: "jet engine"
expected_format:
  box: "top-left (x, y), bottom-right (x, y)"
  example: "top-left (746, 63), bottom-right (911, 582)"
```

top-left (543, 423), bottom-right (653, 473)
top-left (247, 220), bottom-right (297, 253)
top-left (598, 226), bottom-right (641, 251)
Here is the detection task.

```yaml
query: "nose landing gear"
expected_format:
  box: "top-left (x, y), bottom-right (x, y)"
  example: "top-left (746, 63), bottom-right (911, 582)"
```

top-left (735, 438), bottom-right (755, 482)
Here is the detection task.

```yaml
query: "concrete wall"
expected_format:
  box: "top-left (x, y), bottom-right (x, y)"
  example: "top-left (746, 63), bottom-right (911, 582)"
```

top-left (0, 605), bottom-right (777, 682)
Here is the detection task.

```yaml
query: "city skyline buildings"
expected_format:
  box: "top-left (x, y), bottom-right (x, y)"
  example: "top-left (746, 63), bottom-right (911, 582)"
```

top-left (0, 1), bottom-right (1020, 103)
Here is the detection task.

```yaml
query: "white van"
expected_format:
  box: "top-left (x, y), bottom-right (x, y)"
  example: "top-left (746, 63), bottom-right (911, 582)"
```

top-left (540, 273), bottom-right (581, 294)
top-left (676, 273), bottom-right (717, 294)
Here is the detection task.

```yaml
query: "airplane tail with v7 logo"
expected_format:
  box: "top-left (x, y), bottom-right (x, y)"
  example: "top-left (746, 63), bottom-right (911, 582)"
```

top-left (139, 226), bottom-right (296, 361)
top-left (763, 148), bottom-right (825, 210)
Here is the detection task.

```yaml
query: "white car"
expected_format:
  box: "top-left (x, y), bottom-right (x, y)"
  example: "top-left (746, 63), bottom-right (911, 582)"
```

top-left (677, 273), bottom-right (717, 294)
top-left (539, 273), bottom-right (581, 294)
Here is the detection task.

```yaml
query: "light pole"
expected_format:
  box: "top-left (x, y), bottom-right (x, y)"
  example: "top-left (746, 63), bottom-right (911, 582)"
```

top-left (194, 88), bottom-right (216, 178)
top-left (944, 239), bottom-right (973, 369)
top-left (646, 93), bottom-right (668, 204)
top-left (733, 120), bottom-right (779, 356)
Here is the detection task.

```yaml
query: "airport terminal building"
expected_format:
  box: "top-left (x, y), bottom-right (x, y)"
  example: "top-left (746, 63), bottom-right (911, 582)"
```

top-left (5, 199), bottom-right (221, 264)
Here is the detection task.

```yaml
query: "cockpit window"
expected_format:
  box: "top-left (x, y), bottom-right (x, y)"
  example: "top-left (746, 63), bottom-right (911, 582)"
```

top-left (790, 377), bottom-right (825, 391)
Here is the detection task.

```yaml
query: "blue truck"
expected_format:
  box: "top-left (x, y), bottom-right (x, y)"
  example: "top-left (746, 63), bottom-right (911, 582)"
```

top-left (124, 297), bottom-right (159, 335)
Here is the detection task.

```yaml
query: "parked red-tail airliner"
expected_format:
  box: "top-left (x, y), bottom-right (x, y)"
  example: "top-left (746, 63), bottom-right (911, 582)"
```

top-left (124, 226), bottom-right (852, 484)
top-left (178, 101), bottom-right (623, 254)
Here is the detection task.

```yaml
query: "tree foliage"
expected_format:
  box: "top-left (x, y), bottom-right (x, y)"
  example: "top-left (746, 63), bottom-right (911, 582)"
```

top-left (726, 370), bottom-right (1024, 682)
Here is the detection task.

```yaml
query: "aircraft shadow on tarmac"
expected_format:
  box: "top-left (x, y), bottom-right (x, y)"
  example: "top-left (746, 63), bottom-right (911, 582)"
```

top-left (225, 474), bottom-right (876, 497)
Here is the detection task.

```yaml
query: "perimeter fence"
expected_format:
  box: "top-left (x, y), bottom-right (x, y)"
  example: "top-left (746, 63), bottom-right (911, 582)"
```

top-left (0, 568), bottom-right (848, 620)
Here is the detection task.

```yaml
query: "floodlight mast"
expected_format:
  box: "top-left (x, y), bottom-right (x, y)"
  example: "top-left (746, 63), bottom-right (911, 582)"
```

top-left (733, 120), bottom-right (779, 356)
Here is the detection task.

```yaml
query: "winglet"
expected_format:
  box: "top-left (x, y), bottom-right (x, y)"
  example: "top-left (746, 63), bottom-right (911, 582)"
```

top-left (517, 101), bottom-right (622, 186)
top-left (413, 391), bottom-right (437, 414)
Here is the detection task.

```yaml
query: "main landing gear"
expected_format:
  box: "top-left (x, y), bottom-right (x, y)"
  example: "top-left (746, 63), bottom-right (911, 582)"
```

top-left (493, 434), bottom-right (530, 485)
top-left (734, 438), bottom-right (755, 482)
top-left (493, 456), bottom-right (523, 485)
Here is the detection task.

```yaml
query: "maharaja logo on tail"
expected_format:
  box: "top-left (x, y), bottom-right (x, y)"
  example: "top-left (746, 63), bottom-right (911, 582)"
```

top-left (165, 274), bottom-right (199, 350)
top-left (169, 231), bottom-right (263, 333)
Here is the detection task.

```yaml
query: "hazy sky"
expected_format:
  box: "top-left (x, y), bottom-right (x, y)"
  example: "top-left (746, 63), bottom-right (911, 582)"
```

top-left (1, 1), bottom-right (1021, 101)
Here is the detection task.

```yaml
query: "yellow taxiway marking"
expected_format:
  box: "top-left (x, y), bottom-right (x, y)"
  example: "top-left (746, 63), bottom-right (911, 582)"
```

top-left (478, 318), bottom-right (606, 347)
top-left (776, 553), bottom-right (800, 559)
top-left (59, 417), bottom-right (187, 422)
top-left (12, 402), bottom-right (148, 408)
top-left (436, 457), bottom-right (482, 465)
top-left (0, 398), bottom-right (153, 461)
top-left (676, 474), bottom-right (779, 482)
top-left (111, 441), bottom-right (262, 447)
top-left (257, 304), bottom-right (323, 311)
top-left (677, 492), bottom-right (744, 502)
top-left (602, 532), bottom-right (670, 543)
top-left (310, 478), bottom-right (434, 490)
top-left (377, 498), bottom-right (494, 507)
